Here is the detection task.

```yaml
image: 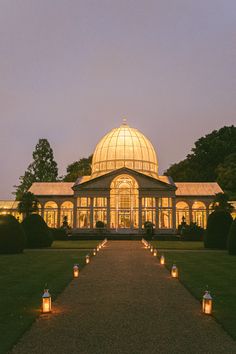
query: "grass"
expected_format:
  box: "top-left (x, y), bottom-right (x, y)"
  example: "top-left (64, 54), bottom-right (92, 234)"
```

top-left (163, 251), bottom-right (236, 340)
top-left (0, 250), bottom-right (89, 354)
top-left (151, 240), bottom-right (204, 250)
top-left (52, 240), bottom-right (100, 249)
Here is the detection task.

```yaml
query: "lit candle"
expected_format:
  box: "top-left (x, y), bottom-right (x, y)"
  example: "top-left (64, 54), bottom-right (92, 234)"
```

top-left (93, 248), bottom-right (96, 256)
top-left (153, 249), bottom-right (157, 257)
top-left (86, 255), bottom-right (90, 264)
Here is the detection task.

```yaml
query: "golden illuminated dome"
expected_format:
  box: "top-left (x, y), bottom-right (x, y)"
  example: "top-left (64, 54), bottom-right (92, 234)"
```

top-left (91, 120), bottom-right (158, 178)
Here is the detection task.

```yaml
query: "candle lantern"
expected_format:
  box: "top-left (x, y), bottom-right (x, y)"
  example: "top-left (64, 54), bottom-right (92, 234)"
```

top-left (42, 288), bottom-right (51, 313)
top-left (171, 264), bottom-right (178, 278)
top-left (93, 248), bottom-right (97, 256)
top-left (202, 290), bottom-right (213, 315)
top-left (153, 249), bottom-right (157, 257)
top-left (86, 255), bottom-right (90, 264)
top-left (73, 264), bottom-right (79, 278)
top-left (150, 246), bottom-right (154, 253)
top-left (160, 255), bottom-right (165, 265)
top-left (148, 243), bottom-right (151, 249)
top-left (96, 245), bottom-right (100, 252)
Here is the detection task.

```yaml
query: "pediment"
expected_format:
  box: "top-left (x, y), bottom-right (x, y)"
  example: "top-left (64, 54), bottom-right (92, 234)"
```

top-left (73, 167), bottom-right (176, 192)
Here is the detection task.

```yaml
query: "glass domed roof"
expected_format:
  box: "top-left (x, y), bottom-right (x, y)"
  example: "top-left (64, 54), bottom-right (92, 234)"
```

top-left (91, 120), bottom-right (158, 178)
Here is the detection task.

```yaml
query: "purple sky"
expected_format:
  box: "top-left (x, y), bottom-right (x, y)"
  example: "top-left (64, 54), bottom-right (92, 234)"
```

top-left (0, 0), bottom-right (236, 199)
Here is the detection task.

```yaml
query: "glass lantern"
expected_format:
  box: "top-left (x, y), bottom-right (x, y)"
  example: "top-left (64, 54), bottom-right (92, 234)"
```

top-left (171, 264), bottom-right (178, 278)
top-left (73, 264), bottom-right (79, 278)
top-left (86, 255), bottom-right (90, 264)
top-left (202, 290), bottom-right (213, 315)
top-left (160, 255), bottom-right (165, 265)
top-left (42, 289), bottom-right (51, 313)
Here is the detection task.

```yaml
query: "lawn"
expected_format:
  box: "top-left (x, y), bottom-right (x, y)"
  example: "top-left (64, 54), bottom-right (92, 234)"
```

top-left (0, 250), bottom-right (88, 354)
top-left (164, 251), bottom-right (236, 340)
top-left (52, 240), bottom-right (100, 249)
top-left (151, 240), bottom-right (204, 250)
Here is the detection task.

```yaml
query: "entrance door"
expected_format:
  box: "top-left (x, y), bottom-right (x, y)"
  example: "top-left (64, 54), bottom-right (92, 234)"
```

top-left (118, 211), bottom-right (131, 228)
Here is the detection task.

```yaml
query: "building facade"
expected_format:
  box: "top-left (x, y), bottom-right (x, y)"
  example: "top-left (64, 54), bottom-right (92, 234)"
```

top-left (28, 121), bottom-right (226, 233)
top-left (1, 121), bottom-right (235, 233)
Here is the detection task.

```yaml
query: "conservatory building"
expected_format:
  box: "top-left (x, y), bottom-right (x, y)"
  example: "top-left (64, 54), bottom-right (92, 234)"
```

top-left (25, 120), bottom-right (225, 234)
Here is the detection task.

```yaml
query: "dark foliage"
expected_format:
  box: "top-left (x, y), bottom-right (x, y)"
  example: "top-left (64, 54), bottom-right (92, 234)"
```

top-left (96, 221), bottom-right (105, 228)
top-left (179, 222), bottom-right (204, 241)
top-left (50, 228), bottom-right (67, 240)
top-left (22, 214), bottom-right (53, 248)
top-left (204, 211), bottom-right (233, 249)
top-left (63, 155), bottom-right (93, 182)
top-left (228, 219), bottom-right (236, 255)
top-left (14, 138), bottom-right (58, 200)
top-left (165, 126), bottom-right (236, 199)
top-left (0, 215), bottom-right (26, 254)
top-left (144, 221), bottom-right (154, 240)
top-left (18, 192), bottom-right (39, 218)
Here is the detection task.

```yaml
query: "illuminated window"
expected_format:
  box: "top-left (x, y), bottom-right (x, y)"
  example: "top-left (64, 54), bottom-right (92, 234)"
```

top-left (110, 174), bottom-right (139, 229)
top-left (192, 201), bottom-right (206, 228)
top-left (158, 198), bottom-right (172, 208)
top-left (77, 198), bottom-right (90, 207)
top-left (60, 201), bottom-right (74, 227)
top-left (142, 198), bottom-right (155, 208)
top-left (159, 210), bottom-right (172, 229)
top-left (93, 198), bottom-right (107, 207)
top-left (44, 201), bottom-right (58, 228)
top-left (77, 210), bottom-right (90, 228)
top-left (176, 201), bottom-right (190, 226)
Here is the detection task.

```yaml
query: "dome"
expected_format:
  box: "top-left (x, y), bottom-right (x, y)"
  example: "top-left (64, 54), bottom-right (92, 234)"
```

top-left (91, 120), bottom-right (158, 178)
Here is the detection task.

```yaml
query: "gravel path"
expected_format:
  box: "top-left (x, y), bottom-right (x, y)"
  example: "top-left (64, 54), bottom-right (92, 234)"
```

top-left (11, 241), bottom-right (236, 354)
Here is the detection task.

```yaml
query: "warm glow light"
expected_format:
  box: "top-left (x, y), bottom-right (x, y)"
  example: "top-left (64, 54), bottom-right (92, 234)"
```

top-left (96, 245), bottom-right (100, 252)
top-left (73, 265), bottom-right (79, 278)
top-left (153, 249), bottom-right (157, 256)
top-left (171, 264), bottom-right (178, 278)
top-left (150, 246), bottom-right (154, 253)
top-left (160, 255), bottom-right (165, 265)
top-left (42, 289), bottom-right (51, 313)
top-left (93, 248), bottom-right (96, 256)
top-left (202, 291), bottom-right (213, 315)
top-left (86, 255), bottom-right (90, 264)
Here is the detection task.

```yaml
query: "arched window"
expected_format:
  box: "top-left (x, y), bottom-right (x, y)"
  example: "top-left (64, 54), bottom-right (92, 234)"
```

top-left (110, 174), bottom-right (139, 229)
top-left (60, 201), bottom-right (74, 227)
top-left (192, 201), bottom-right (206, 228)
top-left (176, 201), bottom-right (190, 226)
top-left (44, 201), bottom-right (58, 228)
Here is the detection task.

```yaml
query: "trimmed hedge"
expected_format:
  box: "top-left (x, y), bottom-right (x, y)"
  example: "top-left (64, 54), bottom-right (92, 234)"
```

top-left (179, 222), bottom-right (204, 241)
top-left (50, 228), bottom-right (67, 240)
top-left (0, 214), bottom-right (26, 254)
top-left (204, 211), bottom-right (233, 249)
top-left (22, 214), bottom-right (53, 248)
top-left (228, 219), bottom-right (236, 255)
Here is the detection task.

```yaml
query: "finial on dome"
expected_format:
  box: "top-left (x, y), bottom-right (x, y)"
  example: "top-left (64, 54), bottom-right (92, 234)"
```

top-left (122, 117), bottom-right (127, 125)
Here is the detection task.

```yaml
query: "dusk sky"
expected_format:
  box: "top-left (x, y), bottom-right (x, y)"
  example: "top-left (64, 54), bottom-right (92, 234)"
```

top-left (0, 0), bottom-right (236, 198)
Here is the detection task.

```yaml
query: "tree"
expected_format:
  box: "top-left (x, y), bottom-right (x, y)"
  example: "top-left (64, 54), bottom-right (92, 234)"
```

top-left (14, 139), bottom-right (58, 200)
top-left (211, 193), bottom-right (233, 213)
top-left (63, 155), bottom-right (93, 182)
top-left (22, 214), bottom-right (53, 248)
top-left (18, 192), bottom-right (39, 219)
top-left (165, 126), bottom-right (236, 198)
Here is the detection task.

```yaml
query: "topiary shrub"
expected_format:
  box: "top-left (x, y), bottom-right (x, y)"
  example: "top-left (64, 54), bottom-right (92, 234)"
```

top-left (22, 214), bottom-right (53, 248)
top-left (144, 221), bottom-right (154, 240)
top-left (204, 211), bottom-right (233, 249)
top-left (0, 214), bottom-right (26, 254)
top-left (179, 222), bottom-right (204, 241)
top-left (228, 219), bottom-right (236, 255)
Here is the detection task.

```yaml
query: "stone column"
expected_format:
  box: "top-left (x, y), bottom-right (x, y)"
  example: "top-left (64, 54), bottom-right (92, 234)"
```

top-left (138, 197), bottom-right (142, 232)
top-left (90, 197), bottom-right (94, 229)
top-left (172, 198), bottom-right (176, 232)
top-left (57, 202), bottom-right (61, 228)
top-left (107, 197), bottom-right (110, 230)
top-left (73, 198), bottom-right (77, 229)
top-left (155, 197), bottom-right (159, 234)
